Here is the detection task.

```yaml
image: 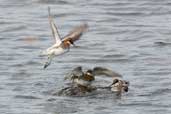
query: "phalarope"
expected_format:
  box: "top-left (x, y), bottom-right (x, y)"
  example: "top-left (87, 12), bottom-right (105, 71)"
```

top-left (109, 78), bottom-right (129, 96)
top-left (58, 67), bottom-right (96, 96)
top-left (92, 67), bottom-right (129, 95)
top-left (59, 66), bottom-right (129, 96)
top-left (65, 66), bottom-right (95, 87)
top-left (65, 66), bottom-right (122, 87)
top-left (42, 7), bottom-right (88, 69)
top-left (67, 66), bottom-right (129, 94)
top-left (72, 69), bottom-right (95, 87)
top-left (64, 66), bottom-right (83, 81)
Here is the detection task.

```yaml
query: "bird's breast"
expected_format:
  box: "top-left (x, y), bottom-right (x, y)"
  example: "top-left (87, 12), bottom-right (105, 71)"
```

top-left (74, 78), bottom-right (91, 86)
top-left (53, 47), bottom-right (65, 55)
top-left (83, 75), bottom-right (95, 81)
top-left (62, 41), bottom-right (70, 49)
top-left (45, 47), bottom-right (65, 55)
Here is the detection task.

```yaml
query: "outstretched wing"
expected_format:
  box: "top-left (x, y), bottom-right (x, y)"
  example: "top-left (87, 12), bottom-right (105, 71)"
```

top-left (92, 67), bottom-right (122, 78)
top-left (62, 23), bottom-right (88, 42)
top-left (48, 7), bottom-right (62, 46)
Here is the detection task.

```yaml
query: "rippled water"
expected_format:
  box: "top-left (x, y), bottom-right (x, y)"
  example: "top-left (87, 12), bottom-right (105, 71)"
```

top-left (1, 0), bottom-right (171, 114)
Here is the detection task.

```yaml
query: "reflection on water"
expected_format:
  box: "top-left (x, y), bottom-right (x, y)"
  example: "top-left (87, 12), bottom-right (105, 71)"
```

top-left (0, 0), bottom-right (171, 114)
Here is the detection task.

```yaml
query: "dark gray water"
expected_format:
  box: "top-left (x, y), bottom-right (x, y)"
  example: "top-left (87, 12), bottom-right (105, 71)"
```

top-left (1, 0), bottom-right (171, 114)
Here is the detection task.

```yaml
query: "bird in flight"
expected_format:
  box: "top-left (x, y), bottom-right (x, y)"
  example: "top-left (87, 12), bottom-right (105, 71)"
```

top-left (41, 7), bottom-right (88, 69)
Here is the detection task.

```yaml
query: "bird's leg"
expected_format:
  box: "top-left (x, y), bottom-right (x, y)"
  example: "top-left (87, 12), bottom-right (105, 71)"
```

top-left (66, 47), bottom-right (70, 52)
top-left (43, 54), bottom-right (53, 69)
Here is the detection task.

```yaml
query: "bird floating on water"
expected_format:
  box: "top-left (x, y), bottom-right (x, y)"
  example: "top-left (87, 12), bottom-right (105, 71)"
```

top-left (60, 66), bottom-right (129, 96)
top-left (64, 66), bottom-right (95, 86)
top-left (41, 7), bottom-right (88, 69)
top-left (65, 66), bottom-right (123, 88)
top-left (109, 78), bottom-right (129, 96)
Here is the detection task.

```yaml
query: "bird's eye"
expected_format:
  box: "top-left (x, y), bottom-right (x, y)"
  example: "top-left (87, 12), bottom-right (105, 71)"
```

top-left (125, 81), bottom-right (129, 85)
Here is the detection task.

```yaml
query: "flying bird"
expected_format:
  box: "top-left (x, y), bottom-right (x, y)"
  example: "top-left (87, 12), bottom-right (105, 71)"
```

top-left (41, 7), bottom-right (88, 69)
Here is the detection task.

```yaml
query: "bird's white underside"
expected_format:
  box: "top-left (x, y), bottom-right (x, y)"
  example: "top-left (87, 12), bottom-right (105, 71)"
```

top-left (74, 78), bottom-right (91, 86)
top-left (41, 45), bottom-right (65, 56)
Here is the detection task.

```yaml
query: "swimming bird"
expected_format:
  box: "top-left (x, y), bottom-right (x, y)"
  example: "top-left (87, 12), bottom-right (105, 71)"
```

top-left (65, 66), bottom-right (95, 87)
top-left (109, 78), bottom-right (129, 96)
top-left (92, 67), bottom-right (129, 95)
top-left (65, 66), bottom-right (122, 87)
top-left (60, 66), bottom-right (129, 96)
top-left (72, 69), bottom-right (95, 87)
top-left (64, 66), bottom-right (83, 81)
top-left (93, 67), bottom-right (128, 90)
top-left (58, 67), bottom-right (96, 96)
top-left (42, 7), bottom-right (88, 69)
top-left (67, 66), bottom-right (129, 94)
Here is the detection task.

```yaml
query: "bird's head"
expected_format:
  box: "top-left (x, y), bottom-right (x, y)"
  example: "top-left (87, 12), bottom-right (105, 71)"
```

top-left (84, 69), bottom-right (95, 81)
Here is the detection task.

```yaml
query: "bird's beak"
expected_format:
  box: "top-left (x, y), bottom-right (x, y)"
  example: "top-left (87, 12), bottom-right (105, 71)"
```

top-left (108, 82), bottom-right (114, 87)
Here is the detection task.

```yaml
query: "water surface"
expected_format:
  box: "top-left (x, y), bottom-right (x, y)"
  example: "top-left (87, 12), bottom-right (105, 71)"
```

top-left (0, 0), bottom-right (171, 114)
